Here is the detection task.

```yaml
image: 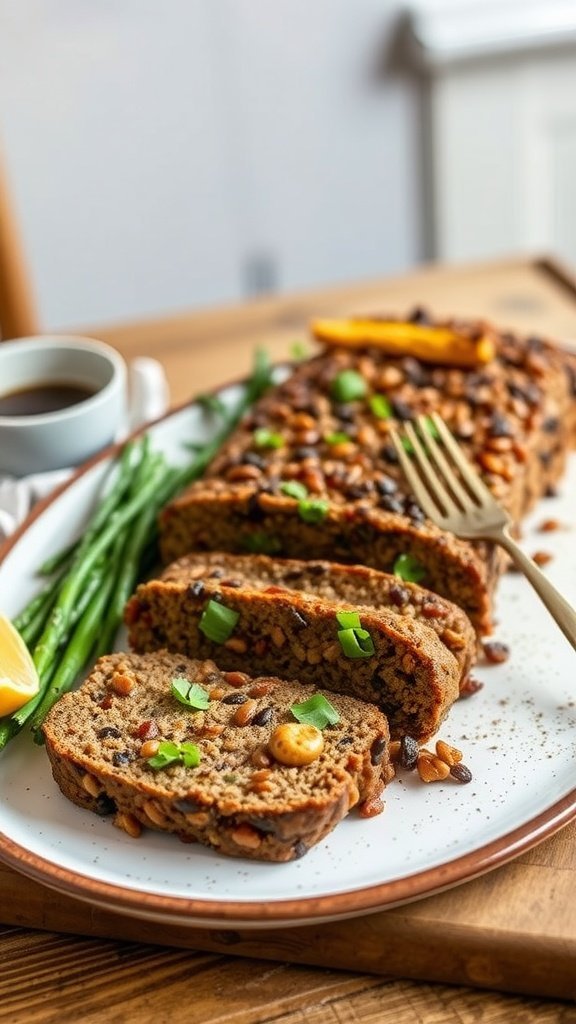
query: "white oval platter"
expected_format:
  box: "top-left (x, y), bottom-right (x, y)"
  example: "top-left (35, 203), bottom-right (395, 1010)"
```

top-left (0, 383), bottom-right (574, 928)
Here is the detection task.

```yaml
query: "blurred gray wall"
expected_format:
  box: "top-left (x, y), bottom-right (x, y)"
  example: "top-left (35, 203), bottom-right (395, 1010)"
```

top-left (0, 0), bottom-right (420, 329)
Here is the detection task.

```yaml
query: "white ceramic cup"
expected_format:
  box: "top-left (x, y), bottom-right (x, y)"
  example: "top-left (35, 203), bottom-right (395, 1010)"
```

top-left (0, 336), bottom-right (127, 476)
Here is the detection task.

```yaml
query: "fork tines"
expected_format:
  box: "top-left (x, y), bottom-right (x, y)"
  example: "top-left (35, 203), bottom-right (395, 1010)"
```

top-left (390, 413), bottom-right (495, 522)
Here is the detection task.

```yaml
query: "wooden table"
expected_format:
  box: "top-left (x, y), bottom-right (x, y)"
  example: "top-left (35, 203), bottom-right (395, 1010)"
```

top-left (2, 255), bottom-right (576, 1024)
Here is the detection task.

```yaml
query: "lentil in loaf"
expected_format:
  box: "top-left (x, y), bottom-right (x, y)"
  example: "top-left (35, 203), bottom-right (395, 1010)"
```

top-left (159, 312), bottom-right (576, 634)
top-left (42, 651), bottom-right (390, 863)
top-left (125, 555), bottom-right (462, 741)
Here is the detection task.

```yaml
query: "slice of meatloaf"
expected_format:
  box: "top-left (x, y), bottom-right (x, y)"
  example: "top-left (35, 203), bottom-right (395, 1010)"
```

top-left (159, 313), bottom-right (576, 634)
top-left (42, 651), bottom-right (390, 863)
top-left (125, 558), bottom-right (462, 741)
top-left (137, 551), bottom-right (476, 682)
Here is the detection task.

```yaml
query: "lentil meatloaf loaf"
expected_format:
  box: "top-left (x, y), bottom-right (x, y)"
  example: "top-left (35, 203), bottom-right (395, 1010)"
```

top-left (125, 553), bottom-right (464, 741)
top-left (42, 651), bottom-right (390, 863)
top-left (159, 313), bottom-right (576, 634)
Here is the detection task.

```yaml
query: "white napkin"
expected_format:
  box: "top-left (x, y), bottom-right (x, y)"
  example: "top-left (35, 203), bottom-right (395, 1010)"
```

top-left (0, 357), bottom-right (170, 543)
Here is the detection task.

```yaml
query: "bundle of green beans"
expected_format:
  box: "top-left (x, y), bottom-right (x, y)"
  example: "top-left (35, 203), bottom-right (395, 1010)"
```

top-left (0, 351), bottom-right (273, 752)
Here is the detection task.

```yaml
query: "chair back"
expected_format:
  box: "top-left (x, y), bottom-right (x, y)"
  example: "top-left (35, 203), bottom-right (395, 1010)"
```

top-left (0, 155), bottom-right (39, 339)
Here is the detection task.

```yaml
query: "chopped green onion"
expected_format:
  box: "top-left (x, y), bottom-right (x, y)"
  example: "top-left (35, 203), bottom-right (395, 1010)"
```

top-left (290, 693), bottom-right (341, 730)
top-left (324, 431), bottom-right (350, 445)
top-left (337, 627), bottom-right (375, 659)
top-left (253, 428), bottom-right (284, 450)
top-left (243, 531), bottom-right (282, 555)
top-left (330, 369), bottom-right (367, 403)
top-left (369, 394), bottom-right (393, 420)
top-left (223, 773), bottom-right (238, 783)
top-left (290, 340), bottom-right (310, 361)
top-left (336, 609), bottom-right (375, 658)
top-left (147, 740), bottom-right (201, 770)
top-left (199, 599), bottom-right (239, 643)
top-left (280, 480), bottom-right (309, 501)
top-left (393, 553), bottom-right (426, 583)
top-left (171, 678), bottom-right (210, 710)
top-left (298, 498), bottom-right (329, 524)
top-left (197, 394), bottom-right (226, 415)
top-left (335, 610), bottom-right (362, 630)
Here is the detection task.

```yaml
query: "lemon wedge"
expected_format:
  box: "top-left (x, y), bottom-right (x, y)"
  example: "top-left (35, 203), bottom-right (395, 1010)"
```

top-left (0, 614), bottom-right (40, 716)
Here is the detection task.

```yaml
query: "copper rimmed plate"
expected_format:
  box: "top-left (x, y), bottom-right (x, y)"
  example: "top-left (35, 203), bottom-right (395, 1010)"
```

top-left (0, 382), bottom-right (575, 928)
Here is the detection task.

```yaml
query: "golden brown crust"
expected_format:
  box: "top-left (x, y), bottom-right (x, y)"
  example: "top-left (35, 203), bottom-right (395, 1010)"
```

top-left (160, 314), bottom-right (576, 633)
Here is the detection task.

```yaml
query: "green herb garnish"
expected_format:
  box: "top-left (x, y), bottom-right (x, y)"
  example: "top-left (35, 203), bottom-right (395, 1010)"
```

top-left (280, 480), bottom-right (309, 501)
top-left (198, 394), bottom-right (227, 415)
top-left (253, 428), bottom-right (284, 450)
top-left (337, 628), bottom-right (376, 658)
top-left (147, 740), bottom-right (201, 770)
top-left (336, 610), bottom-right (375, 659)
top-left (324, 431), bottom-right (350, 445)
top-left (199, 599), bottom-right (239, 643)
top-left (171, 678), bottom-right (210, 710)
top-left (369, 394), bottom-right (393, 420)
top-left (298, 498), bottom-right (329, 524)
top-left (290, 340), bottom-right (309, 361)
top-left (243, 531), bottom-right (282, 555)
top-left (330, 369), bottom-right (367, 403)
top-left (290, 693), bottom-right (341, 730)
top-left (335, 611), bottom-right (363, 630)
top-left (393, 553), bottom-right (426, 583)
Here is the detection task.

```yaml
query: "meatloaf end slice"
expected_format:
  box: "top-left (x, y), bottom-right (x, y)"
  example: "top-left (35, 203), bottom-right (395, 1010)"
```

top-left (159, 319), bottom-right (576, 634)
top-left (42, 651), bottom-right (390, 863)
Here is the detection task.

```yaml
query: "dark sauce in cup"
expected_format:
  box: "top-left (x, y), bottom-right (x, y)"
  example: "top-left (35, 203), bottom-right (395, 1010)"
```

top-left (0, 382), bottom-right (96, 416)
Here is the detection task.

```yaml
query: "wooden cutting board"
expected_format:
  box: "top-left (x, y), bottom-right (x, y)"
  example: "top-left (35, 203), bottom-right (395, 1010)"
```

top-left (0, 820), bottom-right (574, 1000)
top-left (1, 255), bottom-right (575, 1002)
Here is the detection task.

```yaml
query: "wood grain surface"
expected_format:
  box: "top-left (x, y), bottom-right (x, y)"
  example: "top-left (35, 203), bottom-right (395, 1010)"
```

top-left (1, 255), bottom-right (575, 1023)
top-left (2, 924), bottom-right (575, 1024)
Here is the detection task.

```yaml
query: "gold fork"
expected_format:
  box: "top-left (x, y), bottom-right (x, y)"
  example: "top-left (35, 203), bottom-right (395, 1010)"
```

top-left (390, 412), bottom-right (576, 650)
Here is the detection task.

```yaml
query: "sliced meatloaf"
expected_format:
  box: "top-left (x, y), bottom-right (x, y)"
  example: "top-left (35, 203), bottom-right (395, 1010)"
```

top-left (42, 651), bottom-right (390, 863)
top-left (130, 551), bottom-right (476, 681)
top-left (159, 313), bottom-right (576, 634)
top-left (125, 557), bottom-right (462, 741)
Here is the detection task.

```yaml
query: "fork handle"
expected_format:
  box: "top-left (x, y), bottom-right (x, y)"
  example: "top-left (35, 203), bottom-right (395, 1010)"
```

top-left (494, 527), bottom-right (576, 651)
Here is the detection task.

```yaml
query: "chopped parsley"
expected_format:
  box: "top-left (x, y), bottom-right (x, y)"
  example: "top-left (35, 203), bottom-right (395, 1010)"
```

top-left (324, 431), bottom-right (350, 445)
top-left (290, 340), bottom-right (310, 361)
top-left (369, 394), bottom-right (393, 420)
top-left (147, 740), bottom-right (201, 770)
top-left (199, 599), bottom-right (239, 644)
top-left (298, 498), bottom-right (329, 524)
top-left (243, 531), bottom-right (282, 555)
top-left (290, 693), bottom-right (341, 730)
top-left (330, 369), bottom-right (367, 403)
top-left (280, 480), bottom-right (309, 501)
top-left (253, 427), bottom-right (284, 449)
top-left (171, 678), bottom-right (210, 710)
top-left (279, 481), bottom-right (329, 524)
